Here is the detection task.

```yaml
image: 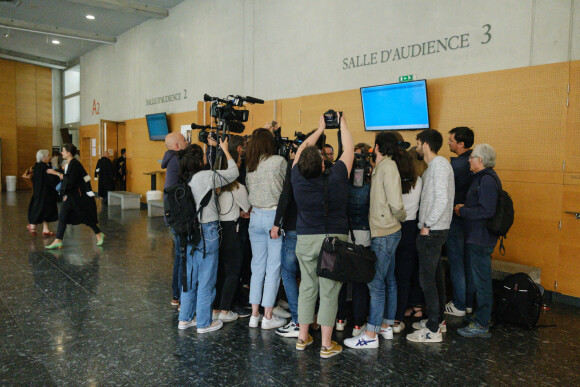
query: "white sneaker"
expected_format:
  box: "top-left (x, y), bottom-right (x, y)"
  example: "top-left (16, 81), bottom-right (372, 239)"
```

top-left (278, 300), bottom-right (290, 310)
top-left (406, 327), bottom-right (442, 343)
top-left (379, 326), bottom-right (393, 340)
top-left (261, 314), bottom-right (286, 330)
top-left (273, 306), bottom-right (291, 319)
top-left (177, 318), bottom-right (197, 330)
top-left (249, 314), bottom-right (263, 328)
top-left (412, 319), bottom-right (447, 333)
top-left (197, 319), bottom-right (223, 334)
top-left (218, 311), bottom-right (238, 323)
top-left (212, 311), bottom-right (220, 320)
top-left (392, 321), bottom-right (405, 333)
top-left (352, 324), bottom-right (367, 337)
top-left (344, 333), bottom-right (379, 349)
top-left (276, 321), bottom-right (300, 338)
top-left (335, 319), bottom-right (347, 331)
top-left (444, 301), bottom-right (466, 317)
top-left (466, 307), bottom-right (473, 314)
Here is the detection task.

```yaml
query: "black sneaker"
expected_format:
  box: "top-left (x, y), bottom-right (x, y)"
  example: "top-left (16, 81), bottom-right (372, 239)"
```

top-left (232, 305), bottom-right (251, 318)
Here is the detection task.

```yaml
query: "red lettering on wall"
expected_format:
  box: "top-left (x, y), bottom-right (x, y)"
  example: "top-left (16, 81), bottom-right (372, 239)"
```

top-left (92, 99), bottom-right (100, 115)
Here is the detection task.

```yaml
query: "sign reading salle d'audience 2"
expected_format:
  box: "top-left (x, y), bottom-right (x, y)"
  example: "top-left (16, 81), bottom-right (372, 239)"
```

top-left (342, 24), bottom-right (492, 70)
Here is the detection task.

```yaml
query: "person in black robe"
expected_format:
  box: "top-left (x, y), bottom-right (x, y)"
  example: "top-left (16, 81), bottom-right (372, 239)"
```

top-left (95, 151), bottom-right (116, 204)
top-left (46, 143), bottom-right (104, 249)
top-left (114, 148), bottom-right (126, 191)
top-left (26, 149), bottom-right (60, 236)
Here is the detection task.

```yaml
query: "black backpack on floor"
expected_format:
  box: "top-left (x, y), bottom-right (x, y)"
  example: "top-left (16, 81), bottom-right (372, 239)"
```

top-left (495, 272), bottom-right (543, 329)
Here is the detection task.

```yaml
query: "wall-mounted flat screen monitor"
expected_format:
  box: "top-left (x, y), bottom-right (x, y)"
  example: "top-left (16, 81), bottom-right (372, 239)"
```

top-left (146, 113), bottom-right (169, 141)
top-left (360, 80), bottom-right (429, 131)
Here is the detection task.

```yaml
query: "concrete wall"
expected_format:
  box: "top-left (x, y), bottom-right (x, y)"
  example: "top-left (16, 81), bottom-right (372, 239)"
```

top-left (80, 0), bottom-right (579, 125)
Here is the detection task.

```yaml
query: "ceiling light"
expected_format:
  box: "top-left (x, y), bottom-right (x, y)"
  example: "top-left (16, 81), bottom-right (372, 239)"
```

top-left (86, 15), bottom-right (95, 20)
top-left (52, 39), bottom-right (60, 45)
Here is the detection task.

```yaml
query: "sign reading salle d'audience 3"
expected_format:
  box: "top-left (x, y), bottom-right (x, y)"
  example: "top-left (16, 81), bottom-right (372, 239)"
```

top-left (342, 24), bottom-right (492, 70)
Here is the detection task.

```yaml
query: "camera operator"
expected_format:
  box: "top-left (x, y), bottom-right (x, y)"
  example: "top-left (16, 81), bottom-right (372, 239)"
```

top-left (336, 143), bottom-right (373, 337)
top-left (291, 113), bottom-right (354, 359)
top-left (245, 128), bottom-right (288, 330)
top-left (177, 138), bottom-right (239, 334)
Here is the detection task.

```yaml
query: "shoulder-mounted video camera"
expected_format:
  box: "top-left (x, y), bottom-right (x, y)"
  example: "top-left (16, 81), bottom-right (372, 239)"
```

top-left (352, 152), bottom-right (373, 188)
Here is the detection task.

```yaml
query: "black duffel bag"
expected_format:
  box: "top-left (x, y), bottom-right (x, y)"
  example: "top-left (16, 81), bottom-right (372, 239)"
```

top-left (317, 235), bottom-right (377, 283)
top-left (316, 173), bottom-right (377, 283)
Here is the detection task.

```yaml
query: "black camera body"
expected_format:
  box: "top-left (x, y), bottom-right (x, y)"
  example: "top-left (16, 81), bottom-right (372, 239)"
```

top-left (273, 129), bottom-right (306, 161)
top-left (324, 109), bottom-right (342, 129)
top-left (198, 129), bottom-right (218, 145)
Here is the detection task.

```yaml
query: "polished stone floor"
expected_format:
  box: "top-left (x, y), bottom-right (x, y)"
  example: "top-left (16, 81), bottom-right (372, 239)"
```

top-left (1, 190), bottom-right (580, 386)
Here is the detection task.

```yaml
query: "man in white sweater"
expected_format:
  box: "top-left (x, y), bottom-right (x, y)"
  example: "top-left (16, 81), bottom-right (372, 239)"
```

top-left (407, 129), bottom-right (454, 343)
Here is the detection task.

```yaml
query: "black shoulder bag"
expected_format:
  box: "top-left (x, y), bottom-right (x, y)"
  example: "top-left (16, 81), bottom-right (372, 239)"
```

top-left (316, 174), bottom-right (377, 283)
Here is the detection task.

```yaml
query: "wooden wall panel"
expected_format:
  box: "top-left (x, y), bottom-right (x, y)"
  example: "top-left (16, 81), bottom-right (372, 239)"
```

top-left (565, 61), bottom-right (580, 176)
top-left (35, 67), bottom-right (52, 128)
top-left (16, 127), bottom-right (37, 189)
top-left (0, 60), bottom-right (17, 183)
top-left (558, 186), bottom-right (580, 296)
top-left (15, 63), bottom-right (37, 128)
top-left (492, 182), bottom-right (562, 291)
top-left (0, 61), bottom-right (53, 190)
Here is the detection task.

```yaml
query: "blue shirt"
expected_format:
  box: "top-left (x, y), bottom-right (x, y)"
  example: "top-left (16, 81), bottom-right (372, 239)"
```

top-left (450, 149), bottom-right (473, 207)
top-left (292, 160), bottom-right (349, 235)
top-left (347, 183), bottom-right (370, 230)
top-left (459, 168), bottom-right (500, 247)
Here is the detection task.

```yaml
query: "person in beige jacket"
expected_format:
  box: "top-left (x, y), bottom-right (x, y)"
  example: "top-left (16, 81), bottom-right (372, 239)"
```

top-left (345, 132), bottom-right (406, 349)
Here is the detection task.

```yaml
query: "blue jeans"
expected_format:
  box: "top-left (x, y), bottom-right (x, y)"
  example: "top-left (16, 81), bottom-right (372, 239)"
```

top-left (249, 209), bottom-right (282, 307)
top-left (467, 243), bottom-right (495, 328)
top-left (171, 228), bottom-right (183, 301)
top-left (178, 222), bottom-right (220, 329)
top-left (447, 217), bottom-right (474, 311)
top-left (281, 230), bottom-right (299, 323)
top-left (367, 231), bottom-right (401, 332)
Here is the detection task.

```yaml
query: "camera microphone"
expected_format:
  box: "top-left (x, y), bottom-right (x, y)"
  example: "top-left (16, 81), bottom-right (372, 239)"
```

top-left (191, 123), bottom-right (212, 130)
top-left (243, 95), bottom-right (264, 104)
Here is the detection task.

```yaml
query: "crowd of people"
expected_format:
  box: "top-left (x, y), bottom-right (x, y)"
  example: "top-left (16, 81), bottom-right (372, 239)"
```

top-left (163, 115), bottom-right (502, 359)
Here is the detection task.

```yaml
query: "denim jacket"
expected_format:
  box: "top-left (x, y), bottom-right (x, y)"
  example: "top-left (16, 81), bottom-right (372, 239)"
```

top-left (347, 183), bottom-right (370, 230)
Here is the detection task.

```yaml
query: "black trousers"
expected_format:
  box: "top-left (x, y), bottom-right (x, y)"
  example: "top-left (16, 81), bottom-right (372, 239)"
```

top-left (56, 201), bottom-right (100, 240)
top-left (395, 220), bottom-right (424, 321)
top-left (416, 229), bottom-right (448, 333)
top-left (337, 281), bottom-right (369, 326)
top-left (214, 221), bottom-right (243, 311)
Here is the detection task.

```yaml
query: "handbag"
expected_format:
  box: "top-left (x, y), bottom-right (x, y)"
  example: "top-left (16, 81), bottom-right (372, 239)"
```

top-left (316, 174), bottom-right (377, 283)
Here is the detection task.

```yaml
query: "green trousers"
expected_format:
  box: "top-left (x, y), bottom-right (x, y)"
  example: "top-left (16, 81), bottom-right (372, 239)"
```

top-left (296, 234), bottom-right (347, 327)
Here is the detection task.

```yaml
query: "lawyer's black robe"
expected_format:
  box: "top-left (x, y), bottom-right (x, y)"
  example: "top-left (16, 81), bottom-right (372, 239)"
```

top-left (95, 157), bottom-right (116, 201)
top-left (60, 159), bottom-right (98, 227)
top-left (27, 162), bottom-right (59, 224)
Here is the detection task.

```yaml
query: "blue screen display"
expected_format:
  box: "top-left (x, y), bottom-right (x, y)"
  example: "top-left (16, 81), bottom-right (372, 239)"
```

top-left (146, 113), bottom-right (169, 141)
top-left (360, 80), bottom-right (429, 131)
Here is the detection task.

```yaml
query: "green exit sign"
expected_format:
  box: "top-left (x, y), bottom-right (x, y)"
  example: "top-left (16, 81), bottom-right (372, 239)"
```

top-left (399, 75), bottom-right (414, 82)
